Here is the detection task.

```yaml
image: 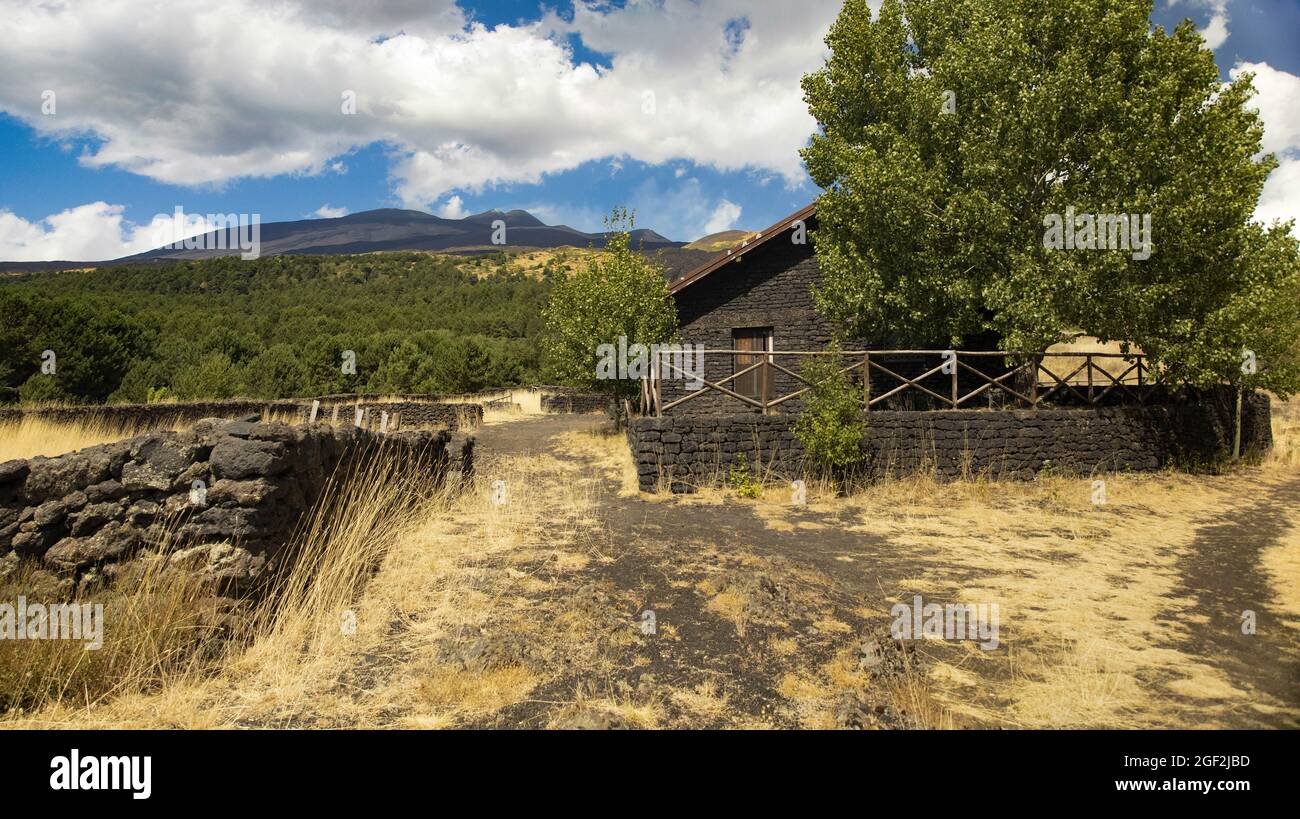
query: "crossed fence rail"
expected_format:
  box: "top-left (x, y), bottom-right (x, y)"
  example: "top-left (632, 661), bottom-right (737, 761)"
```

top-left (642, 349), bottom-right (1153, 416)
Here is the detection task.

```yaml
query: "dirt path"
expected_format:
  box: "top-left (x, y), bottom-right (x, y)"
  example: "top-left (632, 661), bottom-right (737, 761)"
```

top-left (1163, 476), bottom-right (1300, 715)
top-left (465, 414), bottom-right (1299, 728)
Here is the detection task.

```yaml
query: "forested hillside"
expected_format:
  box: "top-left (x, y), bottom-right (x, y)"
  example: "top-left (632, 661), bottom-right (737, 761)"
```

top-left (0, 252), bottom-right (553, 404)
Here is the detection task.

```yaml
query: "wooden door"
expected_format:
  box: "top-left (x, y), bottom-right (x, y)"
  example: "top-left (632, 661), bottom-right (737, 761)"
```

top-left (732, 328), bottom-right (772, 401)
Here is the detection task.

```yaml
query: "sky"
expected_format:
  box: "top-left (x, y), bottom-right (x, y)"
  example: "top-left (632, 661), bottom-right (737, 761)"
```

top-left (0, 0), bottom-right (1296, 261)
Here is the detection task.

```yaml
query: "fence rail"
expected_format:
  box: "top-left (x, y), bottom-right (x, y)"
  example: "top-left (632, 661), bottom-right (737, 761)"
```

top-left (643, 349), bottom-right (1153, 416)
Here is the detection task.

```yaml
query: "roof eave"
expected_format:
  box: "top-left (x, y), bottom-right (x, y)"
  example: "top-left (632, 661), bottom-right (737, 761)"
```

top-left (669, 202), bottom-right (816, 295)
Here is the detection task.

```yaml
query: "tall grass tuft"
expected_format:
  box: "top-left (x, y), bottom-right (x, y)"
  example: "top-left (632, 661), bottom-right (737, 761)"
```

top-left (0, 434), bottom-right (453, 721)
top-left (0, 555), bottom-right (228, 715)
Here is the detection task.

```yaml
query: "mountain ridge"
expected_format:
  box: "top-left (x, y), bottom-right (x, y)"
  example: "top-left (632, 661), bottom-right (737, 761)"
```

top-left (0, 207), bottom-right (707, 272)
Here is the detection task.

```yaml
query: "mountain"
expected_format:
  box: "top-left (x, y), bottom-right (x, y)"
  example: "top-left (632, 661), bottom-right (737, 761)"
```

top-left (683, 230), bottom-right (759, 252)
top-left (0, 207), bottom-right (709, 272)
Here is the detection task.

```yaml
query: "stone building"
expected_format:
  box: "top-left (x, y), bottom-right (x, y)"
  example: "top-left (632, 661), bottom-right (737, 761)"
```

top-left (657, 203), bottom-right (976, 414)
top-left (656, 204), bottom-right (827, 414)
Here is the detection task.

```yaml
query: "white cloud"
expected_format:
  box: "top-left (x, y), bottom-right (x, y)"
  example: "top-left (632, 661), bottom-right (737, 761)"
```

top-left (703, 199), bottom-right (743, 234)
top-left (1231, 61), bottom-right (1300, 234)
top-left (1256, 156), bottom-right (1300, 232)
top-left (0, 203), bottom-right (215, 261)
top-left (617, 177), bottom-right (746, 241)
top-left (312, 204), bottom-right (349, 218)
top-left (0, 0), bottom-right (836, 209)
top-left (1171, 1), bottom-right (1230, 50)
top-left (1233, 61), bottom-right (1300, 156)
top-left (436, 195), bottom-right (467, 219)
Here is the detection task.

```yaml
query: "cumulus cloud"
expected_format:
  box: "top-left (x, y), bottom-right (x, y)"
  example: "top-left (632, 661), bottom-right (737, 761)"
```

top-left (1171, 0), bottom-right (1230, 49)
top-left (436, 195), bottom-right (467, 219)
top-left (312, 204), bottom-right (349, 218)
top-left (1232, 61), bottom-right (1300, 234)
top-left (0, 0), bottom-right (836, 209)
top-left (0, 203), bottom-right (215, 262)
top-left (703, 199), bottom-right (743, 234)
top-left (615, 176), bottom-right (754, 241)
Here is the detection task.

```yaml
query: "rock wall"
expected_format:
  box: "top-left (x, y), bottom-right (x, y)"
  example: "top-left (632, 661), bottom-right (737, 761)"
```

top-left (0, 400), bottom-right (292, 431)
top-left (0, 396), bottom-right (479, 432)
top-left (541, 393), bottom-right (613, 414)
top-left (627, 390), bottom-right (1272, 492)
top-left (0, 419), bottom-right (469, 598)
top-left (305, 401), bottom-right (480, 431)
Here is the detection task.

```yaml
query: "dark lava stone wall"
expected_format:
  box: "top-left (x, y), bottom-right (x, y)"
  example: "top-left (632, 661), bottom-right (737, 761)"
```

top-left (627, 390), bottom-right (1272, 492)
top-left (0, 420), bottom-right (467, 599)
top-left (0, 396), bottom-right (479, 433)
top-left (541, 393), bottom-right (613, 414)
top-left (0, 401), bottom-right (294, 431)
top-left (305, 401), bottom-right (480, 431)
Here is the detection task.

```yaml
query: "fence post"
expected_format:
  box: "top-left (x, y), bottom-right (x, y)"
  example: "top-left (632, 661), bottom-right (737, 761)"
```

top-left (1030, 355), bottom-right (1040, 408)
top-left (950, 351), bottom-right (959, 408)
top-left (863, 352), bottom-right (870, 411)
top-left (653, 349), bottom-right (662, 417)
top-left (1087, 354), bottom-right (1095, 404)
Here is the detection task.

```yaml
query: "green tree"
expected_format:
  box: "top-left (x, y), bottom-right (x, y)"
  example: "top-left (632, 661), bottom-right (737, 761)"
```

top-left (368, 339), bottom-right (441, 394)
top-left (173, 352), bottom-right (243, 399)
top-left (244, 343), bottom-right (309, 399)
top-left (540, 208), bottom-right (679, 407)
top-left (801, 0), bottom-right (1300, 395)
top-left (18, 373), bottom-right (67, 405)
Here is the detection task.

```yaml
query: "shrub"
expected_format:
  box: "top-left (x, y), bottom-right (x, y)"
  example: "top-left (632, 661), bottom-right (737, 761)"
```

top-left (793, 345), bottom-right (868, 485)
top-left (727, 454), bottom-right (762, 499)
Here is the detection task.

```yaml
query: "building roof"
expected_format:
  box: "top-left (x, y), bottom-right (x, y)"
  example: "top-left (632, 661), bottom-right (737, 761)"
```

top-left (669, 202), bottom-right (816, 295)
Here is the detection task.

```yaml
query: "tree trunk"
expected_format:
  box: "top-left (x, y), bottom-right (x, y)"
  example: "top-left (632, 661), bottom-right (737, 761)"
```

top-left (1232, 384), bottom-right (1243, 462)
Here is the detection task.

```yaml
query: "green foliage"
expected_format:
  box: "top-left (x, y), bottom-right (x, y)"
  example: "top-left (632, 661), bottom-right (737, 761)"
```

top-left (0, 252), bottom-right (552, 404)
top-left (801, 0), bottom-right (1300, 396)
top-left (173, 352), bottom-right (243, 400)
top-left (0, 290), bottom-right (151, 404)
top-left (792, 347), bottom-right (868, 478)
top-left (18, 373), bottom-right (66, 405)
top-left (727, 455), bottom-right (763, 499)
top-left (540, 208), bottom-right (680, 403)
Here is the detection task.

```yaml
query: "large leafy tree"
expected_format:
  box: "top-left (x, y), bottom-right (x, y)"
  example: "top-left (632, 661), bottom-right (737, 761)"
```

top-left (541, 209), bottom-right (679, 406)
top-left (802, 0), bottom-right (1299, 395)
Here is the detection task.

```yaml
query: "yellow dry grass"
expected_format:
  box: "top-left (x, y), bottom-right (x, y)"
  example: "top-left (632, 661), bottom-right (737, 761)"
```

top-left (5, 399), bottom-right (1296, 730)
top-left (739, 401), bottom-right (1300, 727)
top-left (1043, 334), bottom-right (1145, 384)
top-left (0, 415), bottom-right (172, 461)
top-left (0, 406), bottom-right (305, 462)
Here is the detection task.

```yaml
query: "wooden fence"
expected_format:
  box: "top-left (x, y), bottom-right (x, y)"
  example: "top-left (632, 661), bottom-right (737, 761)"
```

top-left (643, 349), bottom-right (1153, 416)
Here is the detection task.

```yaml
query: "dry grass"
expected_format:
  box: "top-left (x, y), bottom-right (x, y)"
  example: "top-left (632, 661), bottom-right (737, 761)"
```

top-left (0, 406), bottom-right (305, 462)
top-left (735, 402), bottom-right (1300, 727)
top-left (0, 556), bottom-right (227, 716)
top-left (2, 438), bottom-right (454, 728)
top-left (0, 415), bottom-right (177, 461)
top-left (5, 400), bottom-right (1295, 730)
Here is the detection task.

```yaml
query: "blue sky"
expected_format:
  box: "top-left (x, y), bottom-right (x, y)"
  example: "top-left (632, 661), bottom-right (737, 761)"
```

top-left (0, 0), bottom-right (1296, 260)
